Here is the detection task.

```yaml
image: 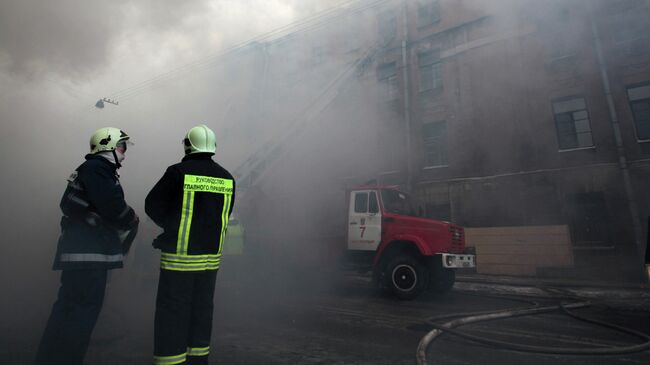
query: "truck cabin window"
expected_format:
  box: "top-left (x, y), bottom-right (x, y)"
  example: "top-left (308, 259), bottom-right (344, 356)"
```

top-left (354, 192), bottom-right (369, 213)
top-left (369, 191), bottom-right (379, 214)
top-left (381, 189), bottom-right (416, 216)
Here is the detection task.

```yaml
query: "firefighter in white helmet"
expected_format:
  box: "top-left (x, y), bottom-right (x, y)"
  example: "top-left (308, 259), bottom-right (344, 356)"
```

top-left (35, 127), bottom-right (139, 365)
top-left (146, 124), bottom-right (235, 365)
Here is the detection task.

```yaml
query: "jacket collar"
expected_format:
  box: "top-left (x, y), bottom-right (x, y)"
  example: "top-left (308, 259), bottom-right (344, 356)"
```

top-left (85, 153), bottom-right (118, 171)
top-left (182, 153), bottom-right (214, 162)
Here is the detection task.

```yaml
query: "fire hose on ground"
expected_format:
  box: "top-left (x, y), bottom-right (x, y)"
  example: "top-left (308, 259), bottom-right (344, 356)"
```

top-left (416, 298), bottom-right (650, 365)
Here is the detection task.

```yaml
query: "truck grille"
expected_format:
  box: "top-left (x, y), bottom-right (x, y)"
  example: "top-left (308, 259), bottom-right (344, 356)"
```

top-left (449, 225), bottom-right (464, 253)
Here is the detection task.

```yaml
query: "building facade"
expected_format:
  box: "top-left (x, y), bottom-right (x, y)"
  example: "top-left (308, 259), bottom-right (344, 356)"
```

top-left (373, 0), bottom-right (650, 279)
top-left (229, 0), bottom-right (650, 280)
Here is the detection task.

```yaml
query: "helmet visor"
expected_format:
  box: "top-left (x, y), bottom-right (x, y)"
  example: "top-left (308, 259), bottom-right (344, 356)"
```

top-left (116, 140), bottom-right (134, 152)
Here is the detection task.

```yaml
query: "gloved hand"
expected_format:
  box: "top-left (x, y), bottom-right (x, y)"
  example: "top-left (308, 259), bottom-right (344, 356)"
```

top-left (152, 237), bottom-right (160, 249)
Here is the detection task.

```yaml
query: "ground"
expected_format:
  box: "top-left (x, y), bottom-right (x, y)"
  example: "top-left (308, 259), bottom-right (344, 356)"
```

top-left (4, 259), bottom-right (650, 365)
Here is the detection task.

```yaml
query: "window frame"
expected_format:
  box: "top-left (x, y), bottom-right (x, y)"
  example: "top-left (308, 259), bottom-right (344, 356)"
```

top-left (418, 49), bottom-right (443, 92)
top-left (369, 191), bottom-right (379, 214)
top-left (626, 82), bottom-right (650, 142)
top-left (416, 0), bottom-right (441, 27)
top-left (354, 192), bottom-right (369, 213)
top-left (551, 97), bottom-right (595, 151)
top-left (377, 62), bottom-right (399, 102)
top-left (421, 120), bottom-right (449, 168)
top-left (378, 10), bottom-right (397, 40)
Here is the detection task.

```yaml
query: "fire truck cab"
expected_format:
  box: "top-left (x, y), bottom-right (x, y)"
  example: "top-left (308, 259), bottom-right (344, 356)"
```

top-left (344, 186), bottom-right (475, 299)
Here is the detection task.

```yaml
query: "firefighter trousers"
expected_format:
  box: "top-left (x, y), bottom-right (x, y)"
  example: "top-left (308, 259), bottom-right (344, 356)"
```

top-left (35, 269), bottom-right (107, 365)
top-left (153, 269), bottom-right (218, 365)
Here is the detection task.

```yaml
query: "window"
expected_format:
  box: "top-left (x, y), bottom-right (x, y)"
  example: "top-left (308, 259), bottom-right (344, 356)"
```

top-left (369, 191), bottom-right (379, 214)
top-left (552, 98), bottom-right (594, 150)
top-left (377, 62), bottom-right (398, 101)
top-left (627, 84), bottom-right (650, 141)
top-left (378, 10), bottom-right (397, 40)
top-left (418, 49), bottom-right (443, 92)
top-left (422, 121), bottom-right (448, 166)
top-left (354, 192), bottom-right (368, 213)
top-left (417, 0), bottom-right (441, 27)
top-left (380, 190), bottom-right (416, 216)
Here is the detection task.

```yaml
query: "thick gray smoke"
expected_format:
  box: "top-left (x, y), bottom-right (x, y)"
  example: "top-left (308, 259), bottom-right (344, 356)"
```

top-left (1, 0), bottom-right (648, 363)
top-left (0, 0), bottom-right (348, 360)
top-left (0, 0), bottom-right (215, 78)
top-left (0, 0), bottom-right (330, 79)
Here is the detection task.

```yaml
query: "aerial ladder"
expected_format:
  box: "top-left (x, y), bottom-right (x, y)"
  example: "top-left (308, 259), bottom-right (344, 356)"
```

top-left (233, 44), bottom-right (380, 190)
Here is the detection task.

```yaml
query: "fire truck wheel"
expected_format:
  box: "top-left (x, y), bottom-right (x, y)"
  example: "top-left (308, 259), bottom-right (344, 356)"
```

top-left (384, 255), bottom-right (429, 300)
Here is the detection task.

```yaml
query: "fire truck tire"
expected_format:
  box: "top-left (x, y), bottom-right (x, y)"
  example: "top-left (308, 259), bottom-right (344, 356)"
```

top-left (430, 267), bottom-right (455, 294)
top-left (384, 255), bottom-right (429, 300)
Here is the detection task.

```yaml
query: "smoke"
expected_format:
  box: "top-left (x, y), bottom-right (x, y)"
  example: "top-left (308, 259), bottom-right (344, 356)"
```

top-left (1, 0), bottom-right (649, 363)
top-left (0, 0), bottom-right (120, 78)
top-left (0, 1), bottom-right (354, 362)
top-left (0, 0), bottom-right (306, 80)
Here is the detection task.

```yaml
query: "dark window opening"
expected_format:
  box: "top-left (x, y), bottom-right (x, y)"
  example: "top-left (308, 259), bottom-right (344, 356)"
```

top-left (418, 49), bottom-right (442, 92)
top-left (552, 97), bottom-right (594, 150)
top-left (354, 192), bottom-right (368, 213)
top-left (369, 191), bottom-right (379, 214)
top-left (381, 190), bottom-right (416, 216)
top-left (417, 0), bottom-right (441, 27)
top-left (377, 62), bottom-right (398, 101)
top-left (379, 11), bottom-right (397, 40)
top-left (627, 84), bottom-right (650, 141)
top-left (422, 121), bottom-right (448, 166)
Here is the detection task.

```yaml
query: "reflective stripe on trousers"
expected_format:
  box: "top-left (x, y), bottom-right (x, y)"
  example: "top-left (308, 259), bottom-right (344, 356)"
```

top-left (153, 352), bottom-right (186, 365)
top-left (152, 346), bottom-right (209, 364)
top-left (187, 346), bottom-right (210, 357)
top-left (160, 253), bottom-right (221, 271)
top-left (60, 253), bottom-right (123, 262)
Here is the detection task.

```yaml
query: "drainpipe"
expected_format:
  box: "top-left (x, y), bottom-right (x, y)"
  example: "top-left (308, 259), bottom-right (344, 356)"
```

top-left (401, 0), bottom-right (413, 192)
top-left (588, 3), bottom-right (644, 276)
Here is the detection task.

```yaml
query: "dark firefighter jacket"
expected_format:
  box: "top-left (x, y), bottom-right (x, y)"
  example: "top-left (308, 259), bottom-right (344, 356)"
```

top-left (145, 153), bottom-right (235, 271)
top-left (54, 154), bottom-right (137, 270)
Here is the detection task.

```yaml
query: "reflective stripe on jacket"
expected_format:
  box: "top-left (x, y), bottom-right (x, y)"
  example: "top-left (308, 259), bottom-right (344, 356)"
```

top-left (53, 154), bottom-right (136, 270)
top-left (145, 153), bottom-right (235, 271)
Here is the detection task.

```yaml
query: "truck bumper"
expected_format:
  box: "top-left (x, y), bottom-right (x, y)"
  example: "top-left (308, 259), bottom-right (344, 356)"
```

top-left (440, 253), bottom-right (475, 268)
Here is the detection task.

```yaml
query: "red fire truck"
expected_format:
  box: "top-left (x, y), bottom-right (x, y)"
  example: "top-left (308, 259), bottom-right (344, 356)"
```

top-left (341, 186), bottom-right (475, 299)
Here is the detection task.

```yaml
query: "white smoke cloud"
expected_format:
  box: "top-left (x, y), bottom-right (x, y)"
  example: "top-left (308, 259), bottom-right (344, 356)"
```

top-left (0, 0), bottom-right (345, 81)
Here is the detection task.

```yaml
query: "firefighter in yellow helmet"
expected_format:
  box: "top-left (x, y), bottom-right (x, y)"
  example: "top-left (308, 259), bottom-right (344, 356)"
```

top-left (145, 124), bottom-right (235, 365)
top-left (35, 127), bottom-right (139, 365)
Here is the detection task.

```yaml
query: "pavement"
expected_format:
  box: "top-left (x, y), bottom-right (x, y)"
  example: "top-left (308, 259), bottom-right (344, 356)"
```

top-left (4, 268), bottom-right (649, 365)
top-left (456, 273), bottom-right (650, 290)
top-left (453, 273), bottom-right (650, 310)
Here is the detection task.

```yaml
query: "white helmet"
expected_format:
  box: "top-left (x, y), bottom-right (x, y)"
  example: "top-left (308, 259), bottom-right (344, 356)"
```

top-left (90, 127), bottom-right (130, 154)
top-left (183, 124), bottom-right (216, 155)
